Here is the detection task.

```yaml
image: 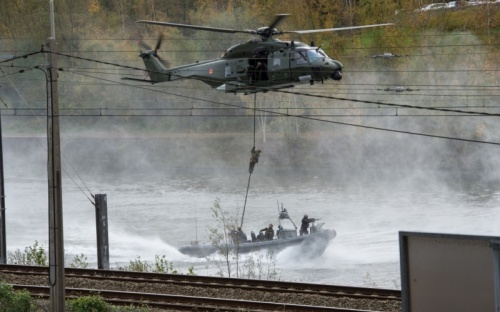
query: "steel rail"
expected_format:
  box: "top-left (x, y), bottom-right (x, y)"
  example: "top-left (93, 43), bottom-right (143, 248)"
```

top-left (12, 284), bottom-right (379, 312)
top-left (0, 264), bottom-right (401, 301)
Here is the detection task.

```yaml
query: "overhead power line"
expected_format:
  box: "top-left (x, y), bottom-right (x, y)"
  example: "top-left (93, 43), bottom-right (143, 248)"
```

top-left (1, 107), bottom-right (498, 118)
top-left (3, 50), bottom-right (500, 146)
top-left (51, 51), bottom-right (498, 117)
top-left (64, 70), bottom-right (500, 147)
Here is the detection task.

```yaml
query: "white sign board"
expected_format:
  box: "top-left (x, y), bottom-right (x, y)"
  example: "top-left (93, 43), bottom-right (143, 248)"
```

top-left (399, 232), bottom-right (500, 312)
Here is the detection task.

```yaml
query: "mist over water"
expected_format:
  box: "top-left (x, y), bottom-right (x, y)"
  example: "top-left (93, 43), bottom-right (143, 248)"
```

top-left (4, 145), bottom-right (500, 289)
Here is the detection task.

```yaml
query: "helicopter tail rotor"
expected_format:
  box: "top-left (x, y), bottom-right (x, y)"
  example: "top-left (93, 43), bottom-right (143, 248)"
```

top-left (154, 33), bottom-right (163, 53)
top-left (139, 33), bottom-right (170, 68)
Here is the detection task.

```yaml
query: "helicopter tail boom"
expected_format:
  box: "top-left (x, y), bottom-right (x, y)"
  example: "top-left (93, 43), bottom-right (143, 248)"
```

top-left (138, 34), bottom-right (177, 83)
top-left (139, 50), bottom-right (175, 83)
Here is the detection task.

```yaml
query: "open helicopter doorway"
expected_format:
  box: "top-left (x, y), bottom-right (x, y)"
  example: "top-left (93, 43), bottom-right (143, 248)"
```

top-left (248, 46), bottom-right (269, 83)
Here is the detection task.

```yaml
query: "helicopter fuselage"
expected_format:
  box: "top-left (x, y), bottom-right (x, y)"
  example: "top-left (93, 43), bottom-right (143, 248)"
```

top-left (140, 39), bottom-right (343, 94)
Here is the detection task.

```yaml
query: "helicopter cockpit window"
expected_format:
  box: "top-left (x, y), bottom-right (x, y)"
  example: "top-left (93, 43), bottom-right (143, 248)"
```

top-left (307, 49), bottom-right (327, 63)
top-left (295, 50), bottom-right (308, 65)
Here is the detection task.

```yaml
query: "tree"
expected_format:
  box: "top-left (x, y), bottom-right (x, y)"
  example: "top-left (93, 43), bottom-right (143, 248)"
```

top-left (207, 198), bottom-right (240, 277)
top-left (206, 198), bottom-right (279, 279)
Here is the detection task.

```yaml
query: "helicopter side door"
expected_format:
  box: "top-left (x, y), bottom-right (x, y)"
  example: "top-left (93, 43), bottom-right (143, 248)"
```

top-left (248, 47), bottom-right (270, 83)
top-left (268, 50), bottom-right (290, 83)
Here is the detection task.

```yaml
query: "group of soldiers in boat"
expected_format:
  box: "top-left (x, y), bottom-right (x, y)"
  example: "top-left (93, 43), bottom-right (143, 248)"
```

top-left (230, 214), bottom-right (319, 244)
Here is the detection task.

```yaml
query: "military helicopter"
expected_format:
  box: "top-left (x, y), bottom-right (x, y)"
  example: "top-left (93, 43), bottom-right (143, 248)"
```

top-left (130, 14), bottom-right (392, 95)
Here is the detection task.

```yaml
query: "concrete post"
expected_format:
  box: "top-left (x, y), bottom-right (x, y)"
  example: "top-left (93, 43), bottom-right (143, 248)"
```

top-left (47, 34), bottom-right (65, 311)
top-left (95, 194), bottom-right (109, 270)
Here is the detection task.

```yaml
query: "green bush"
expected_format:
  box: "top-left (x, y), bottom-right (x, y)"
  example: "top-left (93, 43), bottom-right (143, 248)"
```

top-left (66, 295), bottom-right (110, 312)
top-left (0, 281), bottom-right (154, 312)
top-left (125, 256), bottom-right (150, 272)
top-left (67, 295), bottom-right (154, 311)
top-left (70, 253), bottom-right (89, 269)
top-left (0, 281), bottom-right (34, 312)
top-left (152, 255), bottom-right (177, 274)
top-left (24, 241), bottom-right (47, 266)
top-left (7, 241), bottom-right (47, 266)
top-left (118, 255), bottom-right (190, 275)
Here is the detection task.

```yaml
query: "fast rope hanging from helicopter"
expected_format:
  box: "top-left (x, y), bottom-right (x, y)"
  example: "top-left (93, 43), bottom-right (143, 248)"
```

top-left (240, 93), bottom-right (260, 229)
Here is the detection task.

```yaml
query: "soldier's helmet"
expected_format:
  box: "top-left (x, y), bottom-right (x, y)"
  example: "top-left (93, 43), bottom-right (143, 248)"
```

top-left (304, 214), bottom-right (308, 218)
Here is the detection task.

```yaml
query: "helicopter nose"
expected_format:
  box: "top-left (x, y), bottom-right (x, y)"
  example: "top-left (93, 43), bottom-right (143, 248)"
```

top-left (327, 59), bottom-right (344, 80)
top-left (331, 70), bottom-right (342, 81)
top-left (329, 59), bottom-right (343, 68)
top-left (328, 60), bottom-right (343, 80)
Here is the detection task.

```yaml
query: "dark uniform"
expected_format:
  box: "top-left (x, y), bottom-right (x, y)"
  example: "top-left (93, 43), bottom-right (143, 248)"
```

top-left (237, 227), bottom-right (247, 243)
top-left (300, 215), bottom-right (316, 236)
top-left (260, 223), bottom-right (274, 240)
top-left (249, 147), bottom-right (261, 174)
top-left (231, 227), bottom-right (247, 244)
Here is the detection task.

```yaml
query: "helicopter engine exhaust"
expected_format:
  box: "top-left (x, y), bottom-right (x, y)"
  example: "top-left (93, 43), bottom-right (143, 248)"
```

top-left (331, 70), bottom-right (342, 81)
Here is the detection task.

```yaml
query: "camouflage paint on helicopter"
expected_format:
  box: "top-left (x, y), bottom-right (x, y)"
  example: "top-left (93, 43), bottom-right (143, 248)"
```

top-left (128, 14), bottom-right (393, 95)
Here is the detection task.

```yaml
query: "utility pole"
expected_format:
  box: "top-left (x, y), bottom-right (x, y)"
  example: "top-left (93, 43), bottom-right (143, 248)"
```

top-left (0, 59), bottom-right (16, 264)
top-left (95, 194), bottom-right (109, 270)
top-left (0, 99), bottom-right (6, 264)
top-left (47, 0), bottom-right (65, 310)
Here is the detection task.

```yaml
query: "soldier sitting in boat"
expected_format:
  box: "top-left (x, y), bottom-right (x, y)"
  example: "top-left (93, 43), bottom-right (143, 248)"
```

top-left (238, 227), bottom-right (248, 243)
top-left (300, 215), bottom-right (317, 236)
top-left (231, 227), bottom-right (248, 244)
top-left (257, 223), bottom-right (274, 240)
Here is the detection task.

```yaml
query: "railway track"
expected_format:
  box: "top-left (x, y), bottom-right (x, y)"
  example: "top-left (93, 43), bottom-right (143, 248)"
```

top-left (0, 264), bottom-right (401, 311)
top-left (12, 285), bottom-right (385, 311)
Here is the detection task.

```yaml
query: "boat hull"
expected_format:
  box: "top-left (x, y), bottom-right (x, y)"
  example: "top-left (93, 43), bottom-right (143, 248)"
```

top-left (178, 228), bottom-right (336, 258)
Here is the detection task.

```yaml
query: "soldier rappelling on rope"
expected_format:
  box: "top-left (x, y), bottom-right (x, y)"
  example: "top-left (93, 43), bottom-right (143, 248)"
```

top-left (249, 147), bottom-right (261, 174)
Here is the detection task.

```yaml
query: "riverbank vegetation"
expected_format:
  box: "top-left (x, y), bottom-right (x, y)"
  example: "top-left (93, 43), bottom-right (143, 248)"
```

top-left (0, 280), bottom-right (154, 311)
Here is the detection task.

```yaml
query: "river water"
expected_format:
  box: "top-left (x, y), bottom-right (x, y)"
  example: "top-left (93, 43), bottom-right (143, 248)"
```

top-left (5, 159), bottom-right (500, 290)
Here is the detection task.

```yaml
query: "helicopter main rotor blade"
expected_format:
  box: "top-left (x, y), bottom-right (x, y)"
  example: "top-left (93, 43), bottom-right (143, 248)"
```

top-left (138, 20), bottom-right (254, 35)
top-left (284, 23), bottom-right (394, 35)
top-left (268, 14), bottom-right (290, 30)
top-left (154, 33), bottom-right (163, 52)
top-left (139, 40), bottom-right (152, 51)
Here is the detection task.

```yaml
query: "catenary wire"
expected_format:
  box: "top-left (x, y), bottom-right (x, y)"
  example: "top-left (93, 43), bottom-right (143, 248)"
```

top-left (3, 51), bottom-right (500, 146)
top-left (0, 54), bottom-right (95, 205)
top-left (65, 70), bottom-right (500, 146)
top-left (49, 52), bottom-right (500, 116)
